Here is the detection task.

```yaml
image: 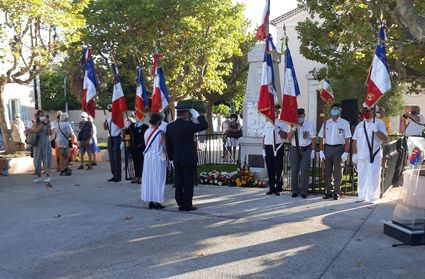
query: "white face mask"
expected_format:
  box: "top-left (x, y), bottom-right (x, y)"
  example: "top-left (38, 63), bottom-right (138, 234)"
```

top-left (39, 116), bottom-right (46, 122)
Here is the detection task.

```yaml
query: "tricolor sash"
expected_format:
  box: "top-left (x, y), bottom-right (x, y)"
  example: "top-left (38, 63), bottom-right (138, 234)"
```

top-left (143, 127), bottom-right (161, 155)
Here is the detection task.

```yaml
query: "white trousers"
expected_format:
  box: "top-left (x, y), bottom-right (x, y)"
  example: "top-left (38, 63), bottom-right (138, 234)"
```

top-left (357, 158), bottom-right (382, 202)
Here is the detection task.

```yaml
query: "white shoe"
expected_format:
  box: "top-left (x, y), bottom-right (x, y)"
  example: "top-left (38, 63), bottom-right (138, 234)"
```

top-left (355, 198), bottom-right (364, 203)
top-left (43, 177), bottom-right (52, 183)
top-left (34, 178), bottom-right (43, 183)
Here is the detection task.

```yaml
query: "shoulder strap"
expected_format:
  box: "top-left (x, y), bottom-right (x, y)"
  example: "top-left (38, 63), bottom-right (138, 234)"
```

top-left (58, 123), bottom-right (69, 139)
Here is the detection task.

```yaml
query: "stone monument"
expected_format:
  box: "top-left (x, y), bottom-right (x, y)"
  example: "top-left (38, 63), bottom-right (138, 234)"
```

top-left (239, 44), bottom-right (282, 170)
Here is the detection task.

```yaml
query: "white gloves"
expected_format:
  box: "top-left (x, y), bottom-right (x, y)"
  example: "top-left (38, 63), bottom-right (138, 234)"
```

top-left (341, 152), bottom-right (349, 162)
top-left (189, 109), bottom-right (200, 119)
top-left (262, 149), bottom-right (266, 158)
top-left (170, 161), bottom-right (174, 169)
top-left (310, 150), bottom-right (316, 160)
top-left (120, 142), bottom-right (124, 150)
top-left (319, 151), bottom-right (325, 160)
top-left (352, 154), bottom-right (358, 165)
top-left (291, 126), bottom-right (297, 131)
top-left (369, 123), bottom-right (379, 133)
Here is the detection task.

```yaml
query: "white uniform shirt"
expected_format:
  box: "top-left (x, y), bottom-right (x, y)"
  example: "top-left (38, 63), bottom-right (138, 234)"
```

top-left (352, 119), bottom-right (388, 160)
top-left (405, 114), bottom-right (425, 136)
top-left (318, 117), bottom-right (352, 145)
top-left (263, 119), bottom-right (289, 145)
top-left (284, 119), bottom-right (316, 147)
top-left (106, 116), bottom-right (122, 137)
top-left (159, 121), bottom-right (167, 132)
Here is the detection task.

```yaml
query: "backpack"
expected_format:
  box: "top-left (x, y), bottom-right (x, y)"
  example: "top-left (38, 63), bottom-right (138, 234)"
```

top-left (78, 121), bottom-right (92, 141)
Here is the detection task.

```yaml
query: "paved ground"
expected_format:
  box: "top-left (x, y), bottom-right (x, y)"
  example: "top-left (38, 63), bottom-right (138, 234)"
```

top-left (0, 162), bottom-right (423, 279)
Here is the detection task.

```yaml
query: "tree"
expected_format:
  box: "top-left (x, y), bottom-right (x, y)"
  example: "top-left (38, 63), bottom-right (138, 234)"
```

top-left (77, 0), bottom-right (250, 122)
top-left (0, 0), bottom-right (89, 153)
top-left (40, 70), bottom-right (80, 111)
top-left (297, 0), bottom-right (425, 97)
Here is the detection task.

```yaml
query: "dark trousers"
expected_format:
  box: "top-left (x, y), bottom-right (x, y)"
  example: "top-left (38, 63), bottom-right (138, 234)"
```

top-left (175, 165), bottom-right (196, 209)
top-left (290, 146), bottom-right (311, 194)
top-left (131, 149), bottom-right (143, 178)
top-left (108, 136), bottom-right (122, 179)
top-left (324, 145), bottom-right (344, 194)
top-left (264, 144), bottom-right (284, 192)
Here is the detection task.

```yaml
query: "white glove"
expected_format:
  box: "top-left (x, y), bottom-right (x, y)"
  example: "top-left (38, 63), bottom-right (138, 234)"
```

top-left (341, 152), bottom-right (349, 162)
top-left (310, 150), bottom-right (316, 160)
top-left (262, 149), bottom-right (266, 158)
top-left (369, 123), bottom-right (379, 133)
top-left (319, 151), bottom-right (325, 161)
top-left (291, 126), bottom-right (297, 131)
top-left (352, 154), bottom-right (358, 165)
top-left (170, 161), bottom-right (174, 169)
top-left (189, 109), bottom-right (200, 119)
top-left (120, 142), bottom-right (124, 150)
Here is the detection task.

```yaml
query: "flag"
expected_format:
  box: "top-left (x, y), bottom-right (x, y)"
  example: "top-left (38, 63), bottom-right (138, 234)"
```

top-left (319, 79), bottom-right (334, 104)
top-left (364, 25), bottom-right (391, 108)
top-left (151, 54), bottom-right (169, 113)
top-left (135, 66), bottom-right (149, 120)
top-left (82, 46), bottom-right (98, 117)
top-left (280, 39), bottom-right (300, 125)
top-left (111, 64), bottom-right (128, 129)
top-left (257, 34), bottom-right (277, 124)
top-left (256, 0), bottom-right (270, 41)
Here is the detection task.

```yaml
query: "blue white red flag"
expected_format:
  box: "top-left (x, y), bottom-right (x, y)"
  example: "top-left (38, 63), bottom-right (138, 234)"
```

top-left (82, 46), bottom-right (98, 117)
top-left (280, 39), bottom-right (300, 125)
top-left (365, 25), bottom-right (391, 108)
top-left (135, 66), bottom-right (149, 120)
top-left (256, 0), bottom-right (270, 41)
top-left (111, 64), bottom-right (128, 129)
top-left (319, 79), bottom-right (334, 104)
top-left (257, 34), bottom-right (277, 124)
top-left (151, 54), bottom-right (169, 113)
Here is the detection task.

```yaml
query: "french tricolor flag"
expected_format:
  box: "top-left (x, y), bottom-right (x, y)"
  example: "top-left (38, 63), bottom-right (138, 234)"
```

top-left (111, 64), bottom-right (128, 129)
top-left (257, 34), bottom-right (277, 124)
top-left (280, 39), bottom-right (300, 125)
top-left (82, 46), bottom-right (98, 118)
top-left (365, 25), bottom-right (391, 108)
top-left (319, 79), bottom-right (334, 104)
top-left (256, 0), bottom-right (270, 41)
top-left (135, 66), bottom-right (149, 120)
top-left (151, 54), bottom-right (169, 113)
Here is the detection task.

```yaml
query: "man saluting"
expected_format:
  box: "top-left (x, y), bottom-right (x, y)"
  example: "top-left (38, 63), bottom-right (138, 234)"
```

top-left (166, 103), bottom-right (208, 211)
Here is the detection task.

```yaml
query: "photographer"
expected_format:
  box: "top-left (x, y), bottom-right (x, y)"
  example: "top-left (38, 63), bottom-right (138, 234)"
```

top-left (224, 114), bottom-right (242, 163)
top-left (403, 106), bottom-right (425, 137)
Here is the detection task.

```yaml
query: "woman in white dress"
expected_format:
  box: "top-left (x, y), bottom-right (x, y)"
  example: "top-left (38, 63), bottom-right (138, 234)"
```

top-left (141, 113), bottom-right (167, 209)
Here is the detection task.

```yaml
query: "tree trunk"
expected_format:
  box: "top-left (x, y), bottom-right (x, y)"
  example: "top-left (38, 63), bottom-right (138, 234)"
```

top-left (0, 80), bottom-right (15, 154)
top-left (205, 101), bottom-right (214, 133)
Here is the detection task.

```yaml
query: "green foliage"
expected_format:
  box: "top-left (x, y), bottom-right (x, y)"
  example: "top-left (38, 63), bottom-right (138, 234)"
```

top-left (40, 70), bottom-right (80, 111)
top-left (212, 104), bottom-right (231, 115)
top-left (297, 0), bottom-right (425, 93)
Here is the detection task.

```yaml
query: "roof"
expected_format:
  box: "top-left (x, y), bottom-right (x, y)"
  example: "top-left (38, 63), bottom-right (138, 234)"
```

top-left (270, 6), bottom-right (307, 26)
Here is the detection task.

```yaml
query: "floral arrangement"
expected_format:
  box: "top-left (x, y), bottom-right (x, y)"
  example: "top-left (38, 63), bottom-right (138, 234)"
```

top-left (199, 166), bottom-right (266, 188)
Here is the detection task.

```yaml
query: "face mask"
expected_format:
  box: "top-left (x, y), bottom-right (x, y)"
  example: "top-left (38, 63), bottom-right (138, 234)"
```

top-left (331, 108), bottom-right (340, 116)
top-left (297, 117), bottom-right (304, 124)
top-left (376, 113), bottom-right (381, 118)
top-left (39, 116), bottom-right (46, 122)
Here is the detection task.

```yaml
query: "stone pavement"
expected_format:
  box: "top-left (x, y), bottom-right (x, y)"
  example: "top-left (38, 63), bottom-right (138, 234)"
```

top-left (0, 163), bottom-right (423, 279)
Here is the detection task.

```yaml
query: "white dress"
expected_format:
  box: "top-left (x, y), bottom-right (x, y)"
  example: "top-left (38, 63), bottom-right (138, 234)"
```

top-left (141, 127), bottom-right (167, 203)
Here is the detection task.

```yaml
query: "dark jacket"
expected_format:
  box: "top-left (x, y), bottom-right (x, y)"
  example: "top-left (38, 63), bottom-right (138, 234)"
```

top-left (166, 116), bottom-right (208, 166)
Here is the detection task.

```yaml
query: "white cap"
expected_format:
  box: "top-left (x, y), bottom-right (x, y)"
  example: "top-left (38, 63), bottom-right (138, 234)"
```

top-left (81, 112), bottom-right (88, 118)
top-left (107, 104), bottom-right (112, 111)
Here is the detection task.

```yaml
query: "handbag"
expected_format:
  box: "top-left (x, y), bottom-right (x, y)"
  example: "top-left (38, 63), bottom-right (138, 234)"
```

top-left (25, 130), bottom-right (40, 146)
top-left (58, 124), bottom-right (73, 148)
top-left (51, 133), bottom-right (57, 148)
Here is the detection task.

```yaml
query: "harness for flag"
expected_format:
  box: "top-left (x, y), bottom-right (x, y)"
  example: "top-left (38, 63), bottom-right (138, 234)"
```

top-left (257, 34), bottom-right (277, 124)
top-left (151, 54), bottom-right (170, 113)
top-left (364, 24), bottom-right (391, 108)
top-left (82, 46), bottom-right (98, 118)
top-left (256, 0), bottom-right (270, 41)
top-left (280, 38), bottom-right (300, 125)
top-left (135, 66), bottom-right (149, 120)
top-left (319, 79), bottom-right (334, 104)
top-left (111, 64), bottom-right (128, 129)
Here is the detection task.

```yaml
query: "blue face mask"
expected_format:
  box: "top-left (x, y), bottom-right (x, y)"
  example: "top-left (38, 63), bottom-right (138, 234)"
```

top-left (297, 117), bottom-right (304, 124)
top-left (331, 108), bottom-right (341, 116)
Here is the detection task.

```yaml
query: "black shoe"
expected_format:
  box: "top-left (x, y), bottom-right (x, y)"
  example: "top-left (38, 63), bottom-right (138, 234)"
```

top-left (64, 170), bottom-right (72, 176)
top-left (266, 191), bottom-right (273, 195)
top-left (91, 162), bottom-right (97, 166)
top-left (60, 171), bottom-right (64, 176)
top-left (323, 194), bottom-right (332, 199)
top-left (274, 192), bottom-right (281, 196)
top-left (156, 203), bottom-right (165, 209)
top-left (113, 178), bottom-right (121, 182)
top-left (130, 180), bottom-right (137, 184)
top-left (291, 193), bottom-right (298, 198)
top-left (108, 177), bottom-right (116, 182)
top-left (78, 165), bottom-right (84, 170)
top-left (181, 206), bottom-right (197, 211)
top-left (149, 202), bottom-right (156, 209)
top-left (333, 193), bottom-right (340, 200)
top-left (301, 194), bottom-right (307, 199)
top-left (178, 206), bottom-right (183, 211)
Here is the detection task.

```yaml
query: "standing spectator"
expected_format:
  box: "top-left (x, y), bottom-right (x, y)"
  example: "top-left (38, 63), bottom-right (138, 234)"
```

top-left (56, 113), bottom-right (74, 176)
top-left (88, 116), bottom-right (99, 166)
top-left (141, 113), bottom-right (167, 209)
top-left (52, 111), bottom-right (62, 172)
top-left (403, 106), bottom-right (425, 137)
top-left (262, 105), bottom-right (288, 195)
top-left (11, 113), bottom-right (26, 151)
top-left (225, 114), bottom-right (242, 163)
top-left (166, 104), bottom-right (208, 211)
top-left (31, 110), bottom-right (53, 183)
top-left (129, 115), bottom-right (149, 184)
top-left (318, 104), bottom-right (351, 200)
top-left (285, 108), bottom-right (316, 199)
top-left (78, 112), bottom-right (94, 170)
top-left (104, 104), bottom-right (123, 182)
top-left (221, 116), bottom-right (230, 160)
top-left (352, 106), bottom-right (388, 204)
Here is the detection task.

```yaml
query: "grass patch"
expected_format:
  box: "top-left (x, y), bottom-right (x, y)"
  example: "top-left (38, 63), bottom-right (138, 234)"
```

top-left (198, 164), bottom-right (238, 173)
top-left (97, 142), bottom-right (108, 150)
